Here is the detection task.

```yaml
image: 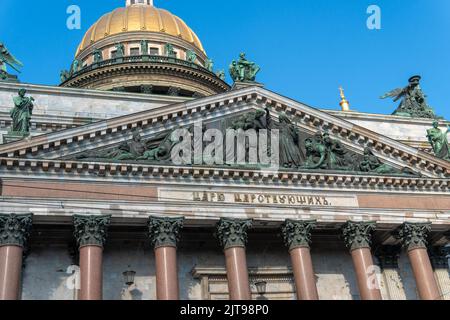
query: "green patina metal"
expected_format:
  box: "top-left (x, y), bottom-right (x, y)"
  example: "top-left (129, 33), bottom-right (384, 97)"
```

top-left (342, 221), bottom-right (376, 251)
top-left (165, 43), bottom-right (176, 58)
top-left (93, 48), bottom-right (103, 64)
top-left (148, 217), bottom-right (184, 249)
top-left (205, 59), bottom-right (214, 72)
top-left (10, 88), bottom-right (34, 136)
top-left (0, 214), bottom-right (33, 247)
top-left (395, 222), bottom-right (432, 252)
top-left (216, 218), bottom-right (253, 250)
top-left (186, 50), bottom-right (197, 63)
top-left (281, 220), bottom-right (316, 251)
top-left (381, 75), bottom-right (439, 119)
top-left (115, 43), bottom-right (125, 58)
top-left (73, 215), bottom-right (111, 248)
top-left (427, 121), bottom-right (450, 161)
top-left (0, 42), bottom-right (23, 80)
top-left (229, 53), bottom-right (260, 83)
top-left (140, 40), bottom-right (149, 55)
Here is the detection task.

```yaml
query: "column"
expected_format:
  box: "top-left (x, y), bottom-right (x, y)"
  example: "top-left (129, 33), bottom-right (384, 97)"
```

top-left (216, 218), bottom-right (253, 300)
top-left (396, 222), bottom-right (440, 300)
top-left (281, 220), bottom-right (319, 300)
top-left (73, 215), bottom-right (111, 301)
top-left (342, 221), bottom-right (382, 300)
top-left (0, 214), bottom-right (33, 300)
top-left (148, 216), bottom-right (184, 300)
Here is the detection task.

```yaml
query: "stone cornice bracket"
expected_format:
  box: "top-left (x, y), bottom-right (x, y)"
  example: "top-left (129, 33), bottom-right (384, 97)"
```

top-left (73, 215), bottom-right (111, 249)
top-left (0, 214), bottom-right (33, 248)
top-left (216, 218), bottom-right (253, 250)
top-left (374, 245), bottom-right (402, 269)
top-left (394, 222), bottom-right (432, 252)
top-left (281, 219), bottom-right (316, 251)
top-left (147, 216), bottom-right (184, 249)
top-left (342, 221), bottom-right (377, 251)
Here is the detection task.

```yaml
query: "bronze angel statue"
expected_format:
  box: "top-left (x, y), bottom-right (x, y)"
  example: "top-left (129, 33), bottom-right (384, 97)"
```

top-left (380, 75), bottom-right (438, 119)
top-left (0, 43), bottom-right (23, 79)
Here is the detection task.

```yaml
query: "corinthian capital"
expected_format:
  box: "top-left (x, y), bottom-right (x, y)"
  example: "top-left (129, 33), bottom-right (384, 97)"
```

top-left (216, 218), bottom-right (253, 250)
top-left (148, 216), bottom-right (184, 249)
top-left (342, 221), bottom-right (376, 251)
top-left (395, 222), bottom-right (431, 251)
top-left (281, 220), bottom-right (316, 250)
top-left (0, 214), bottom-right (33, 247)
top-left (73, 215), bottom-right (111, 248)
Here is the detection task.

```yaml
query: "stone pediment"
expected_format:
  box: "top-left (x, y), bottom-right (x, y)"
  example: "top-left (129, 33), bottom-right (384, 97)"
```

top-left (0, 86), bottom-right (448, 182)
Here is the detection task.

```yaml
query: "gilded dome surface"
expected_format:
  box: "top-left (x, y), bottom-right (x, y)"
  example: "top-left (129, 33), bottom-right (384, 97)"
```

top-left (76, 5), bottom-right (205, 56)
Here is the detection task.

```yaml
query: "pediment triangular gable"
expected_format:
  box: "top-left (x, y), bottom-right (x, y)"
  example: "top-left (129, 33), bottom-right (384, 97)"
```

top-left (0, 86), bottom-right (448, 180)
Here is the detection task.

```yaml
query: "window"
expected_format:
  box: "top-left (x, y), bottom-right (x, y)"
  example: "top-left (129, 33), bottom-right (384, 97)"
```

top-left (111, 50), bottom-right (117, 59)
top-left (150, 47), bottom-right (159, 56)
top-left (130, 48), bottom-right (140, 56)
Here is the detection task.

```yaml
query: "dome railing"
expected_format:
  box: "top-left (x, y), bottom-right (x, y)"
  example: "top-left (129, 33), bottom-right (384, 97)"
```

top-left (64, 54), bottom-right (219, 83)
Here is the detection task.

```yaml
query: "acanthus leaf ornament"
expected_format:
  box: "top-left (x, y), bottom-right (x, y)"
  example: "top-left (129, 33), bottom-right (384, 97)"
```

top-left (216, 218), bottom-right (253, 250)
top-left (395, 222), bottom-right (431, 252)
top-left (342, 221), bottom-right (376, 251)
top-left (147, 216), bottom-right (184, 249)
top-left (281, 220), bottom-right (316, 250)
top-left (0, 214), bottom-right (33, 247)
top-left (73, 215), bottom-right (111, 248)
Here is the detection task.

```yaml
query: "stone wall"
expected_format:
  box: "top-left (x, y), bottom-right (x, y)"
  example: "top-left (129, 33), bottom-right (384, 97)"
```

top-left (20, 240), bottom-right (445, 300)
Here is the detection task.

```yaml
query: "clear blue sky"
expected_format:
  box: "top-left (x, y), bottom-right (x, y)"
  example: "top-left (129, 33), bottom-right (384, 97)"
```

top-left (1, 0), bottom-right (449, 119)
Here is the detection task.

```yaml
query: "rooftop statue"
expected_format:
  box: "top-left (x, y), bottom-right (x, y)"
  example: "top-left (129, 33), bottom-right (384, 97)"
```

top-left (93, 48), bottom-right (103, 63)
top-left (186, 50), bottom-right (197, 63)
top-left (10, 89), bottom-right (34, 135)
top-left (0, 42), bottom-right (23, 80)
top-left (426, 121), bottom-right (450, 161)
top-left (115, 43), bottom-right (125, 58)
top-left (140, 40), bottom-right (149, 55)
top-left (60, 70), bottom-right (70, 83)
top-left (205, 59), bottom-right (214, 72)
top-left (229, 53), bottom-right (260, 83)
top-left (381, 75), bottom-right (438, 119)
top-left (216, 70), bottom-right (225, 81)
top-left (70, 59), bottom-right (80, 75)
top-left (165, 43), bottom-right (176, 58)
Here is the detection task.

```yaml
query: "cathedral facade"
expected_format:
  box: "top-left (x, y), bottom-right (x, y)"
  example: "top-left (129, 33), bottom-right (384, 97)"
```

top-left (0, 1), bottom-right (448, 301)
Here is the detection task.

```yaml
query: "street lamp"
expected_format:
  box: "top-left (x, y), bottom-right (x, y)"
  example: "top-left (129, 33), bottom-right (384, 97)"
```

top-left (122, 269), bottom-right (136, 286)
top-left (254, 281), bottom-right (267, 295)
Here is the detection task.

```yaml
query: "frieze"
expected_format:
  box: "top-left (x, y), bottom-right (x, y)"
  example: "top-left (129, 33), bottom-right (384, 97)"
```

top-left (160, 190), bottom-right (359, 208)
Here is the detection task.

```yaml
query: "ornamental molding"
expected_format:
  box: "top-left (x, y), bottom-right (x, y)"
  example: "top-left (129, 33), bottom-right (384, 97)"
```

top-left (342, 221), bottom-right (376, 251)
top-left (73, 214), bottom-right (111, 248)
top-left (0, 157), bottom-right (448, 193)
top-left (0, 214), bottom-right (33, 247)
top-left (395, 222), bottom-right (432, 251)
top-left (216, 218), bottom-right (253, 250)
top-left (147, 216), bottom-right (184, 249)
top-left (0, 86), bottom-right (448, 178)
top-left (281, 220), bottom-right (316, 250)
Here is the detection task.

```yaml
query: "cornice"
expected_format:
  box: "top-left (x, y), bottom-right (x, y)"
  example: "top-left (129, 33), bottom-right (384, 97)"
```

top-left (0, 157), bottom-right (448, 193)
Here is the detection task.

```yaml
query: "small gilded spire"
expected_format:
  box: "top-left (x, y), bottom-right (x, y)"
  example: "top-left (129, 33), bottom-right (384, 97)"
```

top-left (339, 86), bottom-right (350, 111)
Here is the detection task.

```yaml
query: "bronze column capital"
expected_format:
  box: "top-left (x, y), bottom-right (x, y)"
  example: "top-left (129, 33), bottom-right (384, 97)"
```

top-left (395, 222), bottom-right (431, 252)
top-left (216, 218), bottom-right (253, 250)
top-left (281, 219), bottom-right (316, 250)
top-left (148, 216), bottom-right (184, 249)
top-left (0, 214), bottom-right (33, 300)
top-left (342, 221), bottom-right (376, 252)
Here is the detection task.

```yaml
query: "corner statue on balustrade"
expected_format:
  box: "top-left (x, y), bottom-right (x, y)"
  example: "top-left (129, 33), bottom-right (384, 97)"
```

top-left (229, 53), bottom-right (260, 83)
top-left (381, 75), bottom-right (438, 119)
top-left (427, 121), bottom-right (450, 161)
top-left (0, 42), bottom-right (23, 81)
top-left (10, 88), bottom-right (34, 136)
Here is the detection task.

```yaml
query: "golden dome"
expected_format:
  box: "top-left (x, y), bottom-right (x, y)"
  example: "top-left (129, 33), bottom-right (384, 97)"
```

top-left (76, 5), bottom-right (205, 56)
